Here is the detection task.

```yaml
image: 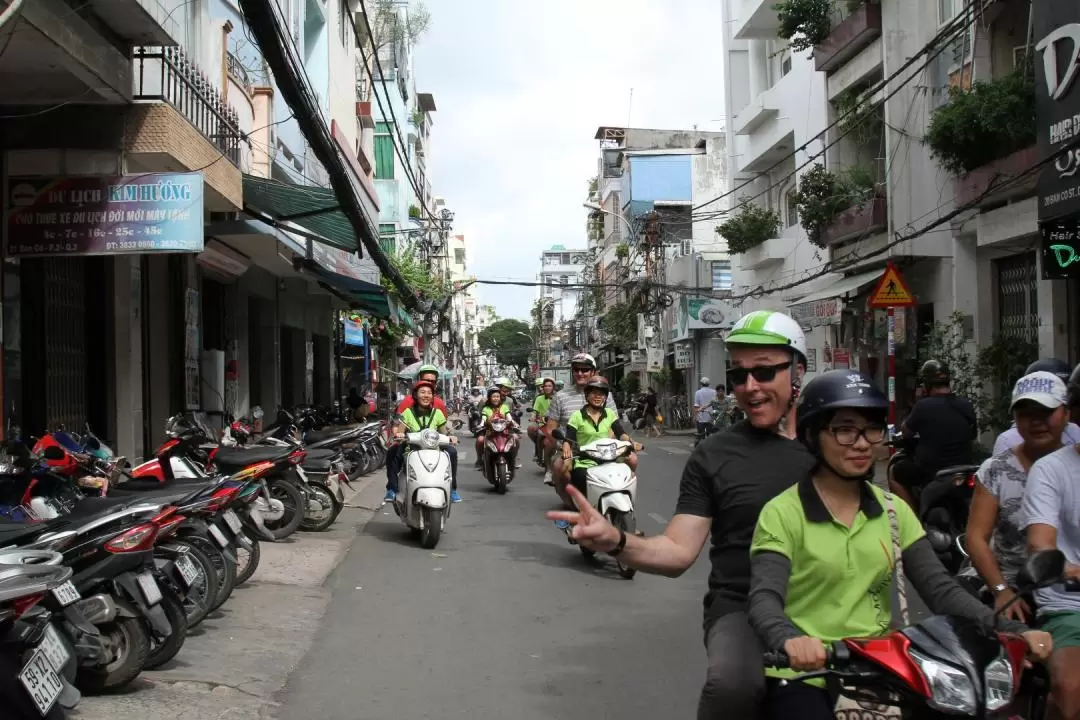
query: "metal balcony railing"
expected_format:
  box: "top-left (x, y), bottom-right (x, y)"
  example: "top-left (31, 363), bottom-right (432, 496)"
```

top-left (133, 46), bottom-right (242, 166)
top-left (226, 51), bottom-right (251, 91)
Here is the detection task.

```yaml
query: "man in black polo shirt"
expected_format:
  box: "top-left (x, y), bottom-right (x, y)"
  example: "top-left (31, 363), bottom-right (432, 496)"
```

top-left (548, 310), bottom-right (815, 719)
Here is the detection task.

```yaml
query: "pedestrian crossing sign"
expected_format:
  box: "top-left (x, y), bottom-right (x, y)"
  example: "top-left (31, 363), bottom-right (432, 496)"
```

top-left (868, 262), bottom-right (916, 308)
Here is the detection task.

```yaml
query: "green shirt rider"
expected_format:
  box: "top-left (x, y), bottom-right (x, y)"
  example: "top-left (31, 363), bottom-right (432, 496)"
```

top-left (388, 380), bottom-right (458, 499)
top-left (560, 377), bottom-right (642, 497)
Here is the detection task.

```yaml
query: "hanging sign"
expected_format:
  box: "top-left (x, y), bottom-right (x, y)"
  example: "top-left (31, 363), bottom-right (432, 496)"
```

top-left (1041, 219), bottom-right (1080, 278)
top-left (1034, 0), bottom-right (1080, 221)
top-left (674, 344), bottom-right (692, 369)
top-left (868, 262), bottom-right (916, 308)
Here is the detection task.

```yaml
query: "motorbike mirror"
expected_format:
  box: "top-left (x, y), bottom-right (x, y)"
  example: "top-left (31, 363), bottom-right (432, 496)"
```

top-left (551, 429), bottom-right (566, 441)
top-left (84, 436), bottom-right (101, 451)
top-left (40, 446), bottom-right (67, 461)
top-left (1018, 549), bottom-right (1066, 590)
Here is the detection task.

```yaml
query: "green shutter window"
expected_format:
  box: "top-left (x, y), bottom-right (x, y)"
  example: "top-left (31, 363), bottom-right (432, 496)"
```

top-left (374, 135), bottom-right (395, 179)
top-left (379, 224), bottom-right (396, 255)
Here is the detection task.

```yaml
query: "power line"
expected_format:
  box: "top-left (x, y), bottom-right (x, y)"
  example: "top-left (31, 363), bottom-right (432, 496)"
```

top-left (687, 2), bottom-right (977, 218)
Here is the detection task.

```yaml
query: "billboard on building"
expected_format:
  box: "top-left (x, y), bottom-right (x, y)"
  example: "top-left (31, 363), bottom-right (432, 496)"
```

top-left (4, 173), bottom-right (204, 257)
top-left (1035, 0), bottom-right (1080, 221)
top-left (686, 298), bottom-right (735, 331)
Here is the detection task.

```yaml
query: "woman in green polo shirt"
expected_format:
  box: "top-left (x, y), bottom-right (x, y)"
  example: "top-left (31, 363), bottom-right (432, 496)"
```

top-left (748, 370), bottom-right (1050, 719)
top-left (559, 377), bottom-right (641, 502)
top-left (390, 380), bottom-right (459, 501)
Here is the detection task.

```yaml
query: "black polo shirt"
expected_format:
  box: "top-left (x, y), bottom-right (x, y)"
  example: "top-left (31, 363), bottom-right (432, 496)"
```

top-left (675, 420), bottom-right (817, 628)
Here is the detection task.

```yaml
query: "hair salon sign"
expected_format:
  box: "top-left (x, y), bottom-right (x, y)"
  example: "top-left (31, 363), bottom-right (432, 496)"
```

top-left (1035, 0), bottom-right (1080, 221)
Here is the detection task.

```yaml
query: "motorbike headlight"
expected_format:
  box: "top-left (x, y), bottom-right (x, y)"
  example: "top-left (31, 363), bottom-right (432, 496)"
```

top-left (491, 420), bottom-right (507, 432)
top-left (983, 655), bottom-right (1014, 711)
top-left (592, 444), bottom-right (617, 462)
top-left (419, 429), bottom-right (440, 450)
top-left (909, 649), bottom-right (976, 715)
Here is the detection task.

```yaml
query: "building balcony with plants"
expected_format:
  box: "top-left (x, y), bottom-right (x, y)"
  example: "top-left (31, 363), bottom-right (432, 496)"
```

top-left (773, 0), bottom-right (882, 76)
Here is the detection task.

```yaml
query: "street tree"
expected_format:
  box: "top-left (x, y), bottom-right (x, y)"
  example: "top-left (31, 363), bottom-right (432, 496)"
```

top-left (365, 0), bottom-right (431, 56)
top-left (477, 319), bottom-right (533, 381)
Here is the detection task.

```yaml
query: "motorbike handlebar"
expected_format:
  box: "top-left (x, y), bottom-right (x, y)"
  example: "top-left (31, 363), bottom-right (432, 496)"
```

top-left (762, 651), bottom-right (790, 668)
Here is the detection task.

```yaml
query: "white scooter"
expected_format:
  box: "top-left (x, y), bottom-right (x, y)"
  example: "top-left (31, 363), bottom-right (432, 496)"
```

top-left (553, 430), bottom-right (639, 579)
top-left (392, 429), bottom-right (454, 549)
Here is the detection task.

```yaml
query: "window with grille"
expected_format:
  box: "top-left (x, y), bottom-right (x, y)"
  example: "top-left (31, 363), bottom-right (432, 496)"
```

top-left (711, 260), bottom-right (733, 291)
top-left (374, 122), bottom-right (395, 178)
top-left (379, 223), bottom-right (395, 254)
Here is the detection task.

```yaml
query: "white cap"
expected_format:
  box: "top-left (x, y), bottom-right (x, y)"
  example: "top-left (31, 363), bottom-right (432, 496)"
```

top-left (700, 377), bottom-right (710, 385)
top-left (1011, 371), bottom-right (1068, 410)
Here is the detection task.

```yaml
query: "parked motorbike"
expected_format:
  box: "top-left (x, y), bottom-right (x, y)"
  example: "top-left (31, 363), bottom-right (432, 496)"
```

top-left (763, 549), bottom-right (1070, 719)
top-left (481, 417), bottom-right (519, 494)
top-left (551, 430), bottom-right (639, 579)
top-left (391, 430), bottom-right (454, 549)
top-left (1, 548), bottom-right (79, 718)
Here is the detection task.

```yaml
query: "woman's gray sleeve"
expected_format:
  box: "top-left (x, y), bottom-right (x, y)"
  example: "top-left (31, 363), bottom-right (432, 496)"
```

top-left (903, 538), bottom-right (1027, 634)
top-left (749, 551), bottom-right (805, 649)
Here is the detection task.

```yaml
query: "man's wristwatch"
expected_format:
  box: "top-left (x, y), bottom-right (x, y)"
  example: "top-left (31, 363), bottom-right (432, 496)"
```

top-left (992, 583), bottom-right (1009, 595)
top-left (607, 528), bottom-right (628, 557)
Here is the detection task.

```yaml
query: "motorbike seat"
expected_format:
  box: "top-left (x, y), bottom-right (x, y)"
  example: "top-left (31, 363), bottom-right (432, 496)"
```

top-left (63, 495), bottom-right (147, 520)
top-left (0, 521), bottom-right (52, 547)
top-left (934, 464), bottom-right (979, 480)
top-left (304, 428), bottom-right (353, 445)
top-left (213, 446), bottom-right (293, 471)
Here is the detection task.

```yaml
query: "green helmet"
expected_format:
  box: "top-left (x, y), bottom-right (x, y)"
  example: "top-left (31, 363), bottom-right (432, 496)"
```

top-left (417, 364), bottom-right (439, 377)
top-left (495, 377), bottom-right (512, 388)
top-left (726, 310), bottom-right (807, 363)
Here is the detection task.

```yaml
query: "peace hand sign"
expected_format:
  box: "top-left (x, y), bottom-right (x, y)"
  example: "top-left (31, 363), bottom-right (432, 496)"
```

top-left (545, 486), bottom-right (622, 552)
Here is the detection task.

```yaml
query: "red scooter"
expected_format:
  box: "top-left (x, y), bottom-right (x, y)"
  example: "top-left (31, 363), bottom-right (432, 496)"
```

top-left (481, 417), bottom-right (519, 495)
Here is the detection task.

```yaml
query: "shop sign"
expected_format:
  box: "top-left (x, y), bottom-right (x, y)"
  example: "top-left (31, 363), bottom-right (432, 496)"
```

top-left (1034, 0), bottom-right (1080, 221)
top-left (790, 297), bottom-right (842, 328)
top-left (832, 349), bottom-right (851, 369)
top-left (1041, 218), bottom-right (1080, 278)
top-left (686, 298), bottom-right (735, 330)
top-left (674, 343), bottom-right (692, 369)
top-left (343, 315), bottom-right (366, 347)
top-left (4, 173), bottom-right (204, 258)
top-left (805, 348), bottom-right (818, 373)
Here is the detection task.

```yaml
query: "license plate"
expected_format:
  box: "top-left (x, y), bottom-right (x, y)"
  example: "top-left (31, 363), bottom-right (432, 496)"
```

top-left (18, 646), bottom-right (63, 716)
top-left (208, 524), bottom-right (229, 548)
top-left (175, 553), bottom-right (201, 587)
top-left (39, 624), bottom-right (69, 672)
top-left (136, 571), bottom-right (162, 606)
top-left (223, 510), bottom-right (242, 534)
top-left (51, 580), bottom-right (80, 607)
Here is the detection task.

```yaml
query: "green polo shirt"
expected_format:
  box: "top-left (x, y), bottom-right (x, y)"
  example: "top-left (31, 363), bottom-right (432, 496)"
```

top-left (751, 477), bottom-right (924, 680)
top-left (531, 394), bottom-right (552, 419)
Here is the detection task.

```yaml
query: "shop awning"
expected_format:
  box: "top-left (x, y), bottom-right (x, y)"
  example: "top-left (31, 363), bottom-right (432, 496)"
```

top-left (304, 260), bottom-right (417, 331)
top-left (241, 174), bottom-right (361, 252)
top-left (789, 269), bottom-right (882, 307)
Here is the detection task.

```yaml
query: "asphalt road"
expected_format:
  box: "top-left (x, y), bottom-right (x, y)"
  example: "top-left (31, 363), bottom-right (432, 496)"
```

top-left (274, 435), bottom-right (712, 720)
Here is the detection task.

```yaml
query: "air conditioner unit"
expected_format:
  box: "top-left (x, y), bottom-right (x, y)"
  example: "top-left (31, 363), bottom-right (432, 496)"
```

top-left (680, 239), bottom-right (693, 257)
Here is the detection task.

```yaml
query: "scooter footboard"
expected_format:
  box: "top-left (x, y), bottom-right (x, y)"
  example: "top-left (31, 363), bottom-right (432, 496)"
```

top-left (414, 487), bottom-right (447, 509)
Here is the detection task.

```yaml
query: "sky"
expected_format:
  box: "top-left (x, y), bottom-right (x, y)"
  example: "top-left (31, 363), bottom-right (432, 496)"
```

top-left (412, 0), bottom-right (727, 322)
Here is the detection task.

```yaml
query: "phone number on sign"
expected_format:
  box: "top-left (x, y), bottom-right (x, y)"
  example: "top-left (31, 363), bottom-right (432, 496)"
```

top-left (103, 240), bottom-right (166, 251)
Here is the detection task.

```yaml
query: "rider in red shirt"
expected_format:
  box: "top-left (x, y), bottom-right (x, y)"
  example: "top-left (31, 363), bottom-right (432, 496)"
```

top-left (385, 365), bottom-right (459, 504)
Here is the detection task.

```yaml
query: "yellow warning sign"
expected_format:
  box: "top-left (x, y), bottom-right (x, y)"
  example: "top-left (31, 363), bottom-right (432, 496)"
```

top-left (869, 262), bottom-right (916, 308)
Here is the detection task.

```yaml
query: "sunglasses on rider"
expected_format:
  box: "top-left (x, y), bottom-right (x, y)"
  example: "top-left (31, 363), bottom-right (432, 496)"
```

top-left (726, 361), bottom-right (791, 387)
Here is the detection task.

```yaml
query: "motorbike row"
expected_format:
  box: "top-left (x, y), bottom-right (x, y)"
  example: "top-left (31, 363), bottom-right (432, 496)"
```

top-left (0, 409), bottom-right (389, 718)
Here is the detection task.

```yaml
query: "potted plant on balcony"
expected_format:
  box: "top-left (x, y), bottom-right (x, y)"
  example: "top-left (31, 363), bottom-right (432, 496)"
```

top-left (925, 61), bottom-right (1035, 176)
top-left (408, 204), bottom-right (422, 220)
top-left (775, 0), bottom-right (832, 51)
top-left (716, 201), bottom-right (781, 254)
top-left (834, 88), bottom-right (883, 146)
top-left (793, 164), bottom-right (877, 247)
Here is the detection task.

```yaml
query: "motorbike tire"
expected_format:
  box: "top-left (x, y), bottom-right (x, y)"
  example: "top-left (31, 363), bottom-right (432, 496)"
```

top-left (144, 588), bottom-right (187, 670)
top-left (495, 462), bottom-right (508, 495)
top-left (606, 510), bottom-right (637, 579)
top-left (188, 537), bottom-right (237, 613)
top-left (419, 507), bottom-right (442, 549)
top-left (299, 484), bottom-right (339, 532)
top-left (234, 533), bottom-right (261, 586)
top-left (171, 540), bottom-right (220, 628)
top-left (76, 597), bottom-right (151, 693)
top-left (264, 478), bottom-right (304, 540)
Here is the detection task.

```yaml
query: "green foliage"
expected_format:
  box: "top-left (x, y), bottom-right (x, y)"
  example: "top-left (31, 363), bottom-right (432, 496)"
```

top-left (620, 374), bottom-right (640, 397)
top-left (793, 164), bottom-right (876, 248)
top-left (408, 204), bottom-right (421, 219)
top-left (369, 319), bottom-right (408, 362)
top-left (601, 302), bottom-right (640, 351)
top-left (918, 311), bottom-right (1039, 433)
top-left (615, 243), bottom-right (629, 260)
top-left (587, 176), bottom-right (598, 197)
top-left (477, 319), bottom-right (533, 379)
top-left (774, 0), bottom-right (833, 52)
top-left (834, 88), bottom-right (883, 146)
top-left (381, 244), bottom-right (452, 304)
top-left (368, 0), bottom-right (431, 53)
top-left (716, 201), bottom-right (781, 254)
top-left (925, 63), bottom-right (1036, 176)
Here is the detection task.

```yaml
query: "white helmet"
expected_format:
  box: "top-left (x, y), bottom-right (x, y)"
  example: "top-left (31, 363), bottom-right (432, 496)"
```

top-left (725, 310), bottom-right (808, 365)
top-left (569, 352), bottom-right (597, 369)
top-left (700, 377), bottom-right (710, 386)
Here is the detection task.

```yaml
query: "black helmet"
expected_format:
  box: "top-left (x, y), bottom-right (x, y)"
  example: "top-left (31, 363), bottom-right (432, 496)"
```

top-left (796, 370), bottom-right (888, 449)
top-left (1026, 358), bottom-right (1072, 383)
top-left (486, 386), bottom-right (501, 401)
top-left (919, 360), bottom-right (950, 387)
top-left (583, 377), bottom-right (611, 395)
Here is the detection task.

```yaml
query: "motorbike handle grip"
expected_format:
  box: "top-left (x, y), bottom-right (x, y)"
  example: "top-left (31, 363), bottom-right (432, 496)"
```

top-left (762, 651), bottom-right (790, 668)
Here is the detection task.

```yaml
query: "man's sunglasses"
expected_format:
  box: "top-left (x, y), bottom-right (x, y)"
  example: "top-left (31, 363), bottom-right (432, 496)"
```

top-left (571, 367), bottom-right (594, 374)
top-left (726, 361), bottom-right (791, 387)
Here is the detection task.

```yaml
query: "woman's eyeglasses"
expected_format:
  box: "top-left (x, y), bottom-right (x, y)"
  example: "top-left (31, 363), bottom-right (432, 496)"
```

top-left (726, 362), bottom-right (791, 387)
top-left (827, 425), bottom-right (887, 446)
